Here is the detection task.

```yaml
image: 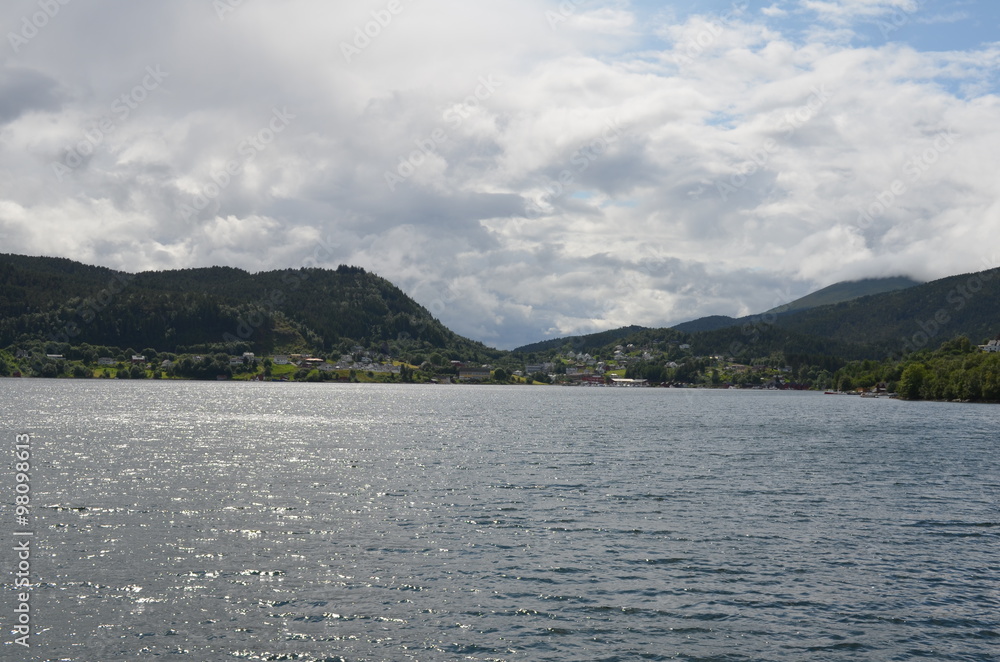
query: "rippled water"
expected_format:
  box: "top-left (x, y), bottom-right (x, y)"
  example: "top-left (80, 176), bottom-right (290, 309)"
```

top-left (2, 381), bottom-right (999, 661)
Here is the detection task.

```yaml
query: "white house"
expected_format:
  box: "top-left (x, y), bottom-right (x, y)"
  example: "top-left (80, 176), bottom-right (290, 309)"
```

top-left (980, 340), bottom-right (1000, 353)
top-left (98, 357), bottom-right (116, 366)
top-left (272, 355), bottom-right (290, 365)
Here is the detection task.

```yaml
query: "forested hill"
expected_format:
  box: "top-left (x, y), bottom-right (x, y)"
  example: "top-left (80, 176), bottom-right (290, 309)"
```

top-left (653, 267), bottom-right (999, 360)
top-left (768, 267), bottom-right (1000, 357)
top-left (763, 276), bottom-right (923, 314)
top-left (514, 325), bottom-right (648, 354)
top-left (0, 254), bottom-right (501, 360)
top-left (4, 253), bottom-right (997, 367)
top-left (672, 276), bottom-right (923, 334)
top-left (512, 267), bottom-right (999, 362)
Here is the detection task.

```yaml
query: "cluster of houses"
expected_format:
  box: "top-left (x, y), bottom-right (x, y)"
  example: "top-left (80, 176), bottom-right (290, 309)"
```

top-left (90, 350), bottom-right (406, 375)
top-left (512, 341), bottom-right (804, 388)
top-left (92, 354), bottom-right (156, 367)
top-left (17, 332), bottom-right (996, 384)
top-left (452, 364), bottom-right (648, 386)
top-left (272, 350), bottom-right (401, 374)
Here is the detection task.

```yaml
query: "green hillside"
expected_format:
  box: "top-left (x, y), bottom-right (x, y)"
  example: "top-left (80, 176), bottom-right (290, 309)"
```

top-left (766, 276), bottom-right (923, 314)
top-left (674, 269), bottom-right (997, 360)
top-left (2, 254), bottom-right (997, 386)
top-left (673, 276), bottom-right (922, 334)
top-left (0, 254), bottom-right (501, 362)
top-left (513, 325), bottom-right (647, 354)
top-left (671, 315), bottom-right (738, 334)
top-left (771, 268), bottom-right (999, 358)
top-left (513, 267), bottom-right (999, 365)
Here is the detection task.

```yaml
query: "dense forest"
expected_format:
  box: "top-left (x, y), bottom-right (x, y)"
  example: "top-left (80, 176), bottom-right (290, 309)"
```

top-left (746, 268), bottom-right (998, 358)
top-left (515, 267), bottom-right (1000, 363)
top-left (671, 276), bottom-right (923, 333)
top-left (0, 253), bottom-right (503, 364)
top-left (832, 337), bottom-right (1000, 402)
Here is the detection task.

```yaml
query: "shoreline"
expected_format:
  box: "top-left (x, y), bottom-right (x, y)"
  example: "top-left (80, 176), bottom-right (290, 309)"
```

top-left (3, 375), bottom-right (997, 404)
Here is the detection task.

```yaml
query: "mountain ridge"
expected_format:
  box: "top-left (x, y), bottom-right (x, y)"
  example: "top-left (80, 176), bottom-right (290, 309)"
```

top-left (672, 276), bottom-right (923, 334)
top-left (514, 269), bottom-right (997, 360)
top-left (0, 253), bottom-right (502, 362)
top-left (2, 254), bottom-right (997, 365)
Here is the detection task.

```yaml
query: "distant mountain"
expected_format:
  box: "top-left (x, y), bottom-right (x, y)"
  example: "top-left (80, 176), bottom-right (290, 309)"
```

top-left (673, 277), bottom-right (923, 334)
top-left (769, 269), bottom-right (999, 356)
top-left (516, 271), bottom-right (994, 361)
top-left (765, 276), bottom-right (923, 315)
top-left (671, 315), bottom-right (738, 334)
top-left (0, 253), bottom-right (501, 360)
top-left (513, 325), bottom-right (647, 354)
top-left (627, 268), bottom-right (998, 360)
top-left (6, 253), bottom-right (994, 366)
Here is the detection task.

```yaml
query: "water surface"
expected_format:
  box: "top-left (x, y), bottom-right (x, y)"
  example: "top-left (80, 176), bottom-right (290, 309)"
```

top-left (2, 381), bottom-right (998, 661)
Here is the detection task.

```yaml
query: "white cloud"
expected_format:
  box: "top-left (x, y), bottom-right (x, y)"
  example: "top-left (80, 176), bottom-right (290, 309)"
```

top-left (799, 0), bottom-right (921, 24)
top-left (0, 0), bottom-right (998, 348)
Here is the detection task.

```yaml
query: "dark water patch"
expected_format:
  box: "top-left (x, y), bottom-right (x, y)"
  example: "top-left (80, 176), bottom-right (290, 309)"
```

top-left (805, 641), bottom-right (870, 652)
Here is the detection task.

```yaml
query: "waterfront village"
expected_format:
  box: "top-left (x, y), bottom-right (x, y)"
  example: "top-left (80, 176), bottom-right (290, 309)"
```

top-left (4, 337), bottom-right (998, 392)
top-left (7, 341), bottom-right (751, 386)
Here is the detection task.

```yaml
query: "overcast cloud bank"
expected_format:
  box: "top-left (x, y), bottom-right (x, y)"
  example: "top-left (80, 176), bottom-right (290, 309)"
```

top-left (1, 0), bottom-right (998, 348)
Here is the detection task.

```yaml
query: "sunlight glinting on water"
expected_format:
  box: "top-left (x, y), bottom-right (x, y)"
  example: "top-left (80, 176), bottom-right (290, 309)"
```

top-left (3, 380), bottom-right (998, 661)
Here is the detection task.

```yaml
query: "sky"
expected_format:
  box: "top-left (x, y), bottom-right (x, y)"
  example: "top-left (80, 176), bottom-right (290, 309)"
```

top-left (1, 0), bottom-right (998, 349)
